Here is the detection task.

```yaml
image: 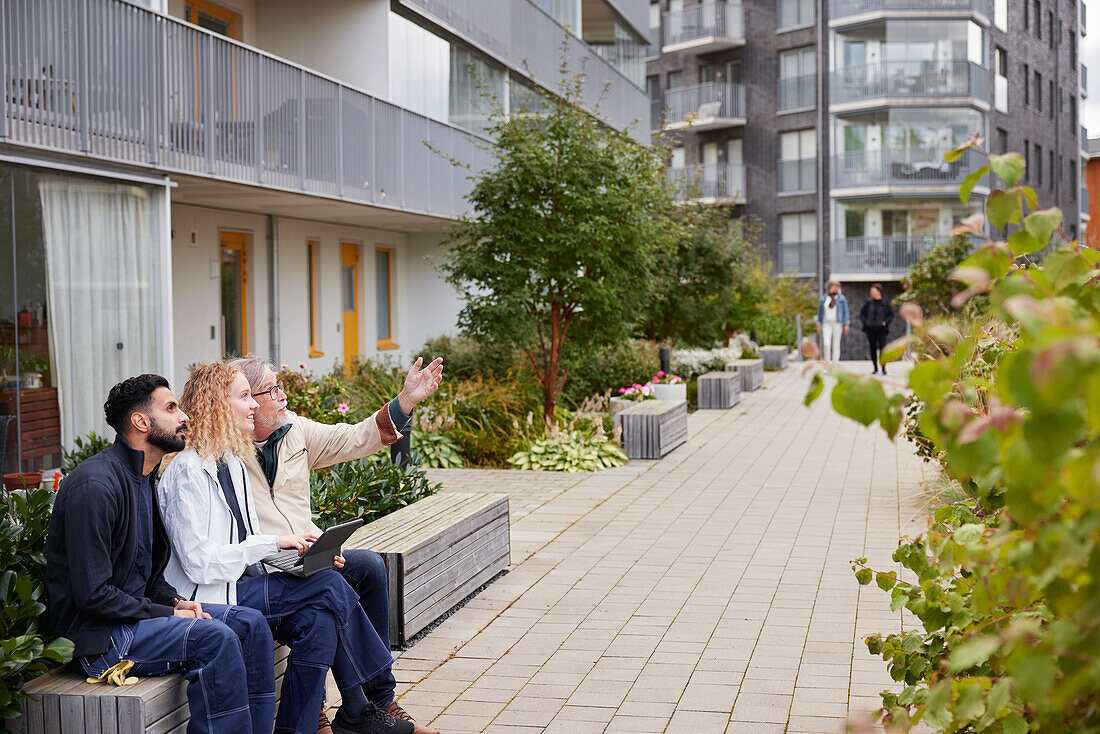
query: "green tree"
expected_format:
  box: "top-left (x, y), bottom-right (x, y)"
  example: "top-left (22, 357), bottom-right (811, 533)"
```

top-left (896, 234), bottom-right (985, 317)
top-left (640, 208), bottom-right (761, 347)
top-left (442, 75), bottom-right (673, 422)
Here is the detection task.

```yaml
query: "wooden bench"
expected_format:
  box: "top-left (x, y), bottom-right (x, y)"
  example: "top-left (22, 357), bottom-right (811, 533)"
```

top-left (760, 346), bottom-right (789, 370)
top-left (698, 371), bottom-right (741, 409)
top-left (345, 492), bottom-right (510, 647)
top-left (16, 646), bottom-right (290, 734)
top-left (727, 359), bottom-right (764, 391)
top-left (618, 400), bottom-right (687, 459)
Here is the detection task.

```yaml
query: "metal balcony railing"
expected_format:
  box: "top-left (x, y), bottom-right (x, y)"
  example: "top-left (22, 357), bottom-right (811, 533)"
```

top-left (830, 0), bottom-right (989, 18)
top-left (1083, 125), bottom-right (1089, 141)
top-left (778, 74), bottom-right (816, 112)
top-left (667, 163), bottom-right (746, 202)
top-left (779, 241), bottom-right (818, 276)
top-left (832, 148), bottom-right (976, 189)
top-left (778, 158), bottom-right (817, 193)
top-left (831, 235), bottom-right (947, 275)
top-left (831, 60), bottom-right (990, 105)
top-left (1084, 186), bottom-right (1091, 214)
top-left (650, 98), bottom-right (663, 133)
top-left (663, 2), bottom-right (745, 48)
top-left (1, 0), bottom-right (491, 219)
top-left (664, 82), bottom-right (746, 126)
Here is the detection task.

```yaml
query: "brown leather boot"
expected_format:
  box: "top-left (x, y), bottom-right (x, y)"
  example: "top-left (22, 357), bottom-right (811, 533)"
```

top-left (385, 701), bottom-right (440, 734)
top-left (317, 708), bottom-right (334, 734)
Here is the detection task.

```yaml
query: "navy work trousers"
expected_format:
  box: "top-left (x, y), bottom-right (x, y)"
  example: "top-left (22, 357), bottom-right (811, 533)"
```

top-left (79, 604), bottom-right (276, 734)
top-left (339, 548), bottom-right (397, 705)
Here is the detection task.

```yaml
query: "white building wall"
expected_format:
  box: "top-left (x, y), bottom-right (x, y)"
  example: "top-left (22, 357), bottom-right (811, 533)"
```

top-left (402, 231), bottom-right (464, 357)
top-left (254, 0), bottom-right (390, 98)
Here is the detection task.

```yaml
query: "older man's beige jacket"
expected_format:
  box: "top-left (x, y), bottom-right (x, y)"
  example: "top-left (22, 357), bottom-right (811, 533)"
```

top-left (247, 407), bottom-right (403, 536)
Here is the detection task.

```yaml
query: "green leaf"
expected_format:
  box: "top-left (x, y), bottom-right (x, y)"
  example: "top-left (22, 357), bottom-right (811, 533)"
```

top-left (804, 371), bottom-right (824, 406)
top-left (831, 376), bottom-right (888, 427)
top-left (959, 165), bottom-right (990, 204)
top-left (953, 523), bottom-right (983, 545)
top-left (944, 139), bottom-right (976, 163)
top-left (1014, 653), bottom-right (1056, 701)
top-left (855, 568), bottom-right (873, 585)
top-left (1043, 249), bottom-right (1093, 291)
top-left (879, 336), bottom-right (912, 365)
top-left (1001, 712), bottom-right (1028, 734)
top-left (989, 152), bottom-right (1026, 186)
top-left (877, 571), bottom-right (898, 592)
top-left (961, 241), bottom-right (1013, 281)
top-left (1007, 230), bottom-right (1041, 257)
top-left (947, 635), bottom-right (999, 672)
top-left (986, 189), bottom-right (1023, 232)
top-left (1022, 207), bottom-right (1063, 247)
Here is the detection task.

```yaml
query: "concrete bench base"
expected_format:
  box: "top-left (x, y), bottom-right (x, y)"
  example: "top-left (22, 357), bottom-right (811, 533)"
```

top-left (727, 359), bottom-right (764, 391)
top-left (760, 346), bottom-right (789, 370)
top-left (346, 492), bottom-right (510, 646)
top-left (17, 646), bottom-right (290, 734)
top-left (619, 400), bottom-right (688, 459)
top-left (698, 371), bottom-right (741, 409)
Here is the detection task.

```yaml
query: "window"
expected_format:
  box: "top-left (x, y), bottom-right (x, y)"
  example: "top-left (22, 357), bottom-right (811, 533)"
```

top-left (1034, 0), bottom-right (1042, 37)
top-left (778, 129), bottom-right (816, 193)
top-left (778, 212), bottom-right (816, 275)
top-left (994, 0), bottom-right (1007, 30)
top-left (996, 128), bottom-right (1008, 154)
top-left (1049, 11), bottom-right (1056, 47)
top-left (667, 70), bottom-right (683, 89)
top-left (307, 241), bottom-right (323, 357)
top-left (777, 0), bottom-right (814, 30)
top-left (1024, 140), bottom-right (1030, 182)
top-left (1035, 144), bottom-right (1042, 186)
top-left (996, 47), bottom-right (1007, 77)
top-left (995, 47), bottom-right (1008, 112)
top-left (1024, 1), bottom-right (1030, 29)
top-left (778, 46), bottom-right (815, 111)
top-left (647, 75), bottom-right (661, 130)
top-left (1071, 32), bottom-right (1077, 67)
top-left (1049, 151), bottom-right (1055, 189)
top-left (1035, 71), bottom-right (1042, 112)
top-left (1050, 80), bottom-right (1055, 118)
top-left (220, 232), bottom-right (247, 358)
top-left (375, 247), bottom-right (397, 349)
top-left (1024, 64), bottom-right (1031, 105)
top-left (185, 0), bottom-right (239, 39)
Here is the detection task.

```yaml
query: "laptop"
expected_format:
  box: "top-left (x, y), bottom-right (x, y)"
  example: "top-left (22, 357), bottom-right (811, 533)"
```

top-left (261, 518), bottom-right (365, 578)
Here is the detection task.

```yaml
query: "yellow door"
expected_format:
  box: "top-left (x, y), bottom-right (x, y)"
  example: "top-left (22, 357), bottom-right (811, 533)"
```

top-left (341, 243), bottom-right (360, 370)
top-left (219, 231), bottom-right (248, 358)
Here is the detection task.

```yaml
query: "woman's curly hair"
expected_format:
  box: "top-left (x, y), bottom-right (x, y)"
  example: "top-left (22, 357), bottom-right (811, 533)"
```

top-left (179, 362), bottom-right (254, 461)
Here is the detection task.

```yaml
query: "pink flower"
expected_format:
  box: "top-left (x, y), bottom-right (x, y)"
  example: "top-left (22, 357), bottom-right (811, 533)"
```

top-left (336, 402), bottom-right (350, 415)
top-left (618, 387), bottom-right (626, 394)
top-left (298, 362), bottom-right (306, 369)
top-left (652, 376), bottom-right (659, 383)
top-left (657, 370), bottom-right (666, 377)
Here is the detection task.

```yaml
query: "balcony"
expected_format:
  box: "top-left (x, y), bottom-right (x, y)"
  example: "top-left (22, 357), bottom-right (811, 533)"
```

top-left (778, 158), bottom-right (817, 194)
top-left (1, 0), bottom-right (490, 220)
top-left (779, 241), bottom-right (818, 277)
top-left (831, 148), bottom-right (979, 193)
top-left (831, 235), bottom-right (947, 277)
top-left (662, 2), bottom-right (745, 54)
top-left (778, 74), bottom-right (816, 112)
top-left (663, 82), bottom-right (746, 131)
top-left (830, 60), bottom-right (990, 109)
top-left (667, 163), bottom-right (746, 204)
top-left (829, 0), bottom-right (990, 23)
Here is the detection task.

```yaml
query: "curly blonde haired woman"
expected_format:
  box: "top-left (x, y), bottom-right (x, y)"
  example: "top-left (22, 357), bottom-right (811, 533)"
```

top-left (157, 363), bottom-right (414, 734)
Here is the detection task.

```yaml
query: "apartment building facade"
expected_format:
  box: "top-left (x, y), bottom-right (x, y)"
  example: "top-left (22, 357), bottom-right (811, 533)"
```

top-left (0, 0), bottom-right (648, 471)
top-left (648, 0), bottom-right (1088, 357)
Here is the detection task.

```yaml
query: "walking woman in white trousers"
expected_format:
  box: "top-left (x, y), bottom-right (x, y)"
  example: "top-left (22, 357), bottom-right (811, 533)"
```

top-left (815, 280), bottom-right (850, 361)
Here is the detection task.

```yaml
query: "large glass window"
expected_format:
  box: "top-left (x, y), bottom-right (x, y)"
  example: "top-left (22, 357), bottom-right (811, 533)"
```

top-left (0, 164), bottom-right (167, 472)
top-left (585, 15), bottom-right (647, 88)
top-left (779, 46), bottom-right (816, 111)
top-left (375, 247), bottom-right (396, 350)
top-left (835, 20), bottom-right (983, 69)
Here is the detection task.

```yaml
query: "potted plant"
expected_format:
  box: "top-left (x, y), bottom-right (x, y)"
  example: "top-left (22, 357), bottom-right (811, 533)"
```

top-left (3, 471), bottom-right (43, 492)
top-left (650, 371), bottom-right (687, 401)
top-left (18, 352), bottom-right (48, 389)
top-left (0, 346), bottom-right (16, 390)
top-left (612, 382), bottom-right (656, 413)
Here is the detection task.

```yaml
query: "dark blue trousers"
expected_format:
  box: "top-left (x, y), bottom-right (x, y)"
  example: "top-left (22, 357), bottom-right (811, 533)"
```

top-left (79, 604), bottom-right (276, 734)
top-left (339, 548), bottom-right (398, 705)
top-left (236, 569), bottom-right (393, 734)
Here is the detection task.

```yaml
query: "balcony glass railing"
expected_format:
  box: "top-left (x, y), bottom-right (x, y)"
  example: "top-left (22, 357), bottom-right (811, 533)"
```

top-left (778, 73), bottom-right (816, 112)
top-left (664, 82), bottom-right (746, 126)
top-left (831, 235), bottom-right (948, 274)
top-left (1084, 187), bottom-right (1091, 214)
top-left (663, 2), bottom-right (745, 47)
top-left (778, 158), bottom-right (817, 193)
top-left (831, 60), bottom-right (990, 105)
top-left (832, 148), bottom-right (977, 189)
top-left (1, 0), bottom-right (490, 219)
top-left (667, 163), bottom-right (746, 201)
top-left (830, 0), bottom-right (990, 19)
top-left (779, 241), bottom-right (818, 276)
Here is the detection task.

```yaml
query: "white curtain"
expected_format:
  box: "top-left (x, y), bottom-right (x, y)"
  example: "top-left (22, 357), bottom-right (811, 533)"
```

top-left (38, 177), bottom-right (165, 449)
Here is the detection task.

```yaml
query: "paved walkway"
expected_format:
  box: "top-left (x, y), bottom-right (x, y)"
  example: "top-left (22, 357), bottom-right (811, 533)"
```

top-left (389, 365), bottom-right (931, 733)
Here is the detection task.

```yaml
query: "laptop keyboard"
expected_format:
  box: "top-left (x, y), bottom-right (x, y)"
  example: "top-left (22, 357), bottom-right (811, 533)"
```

top-left (263, 549), bottom-right (304, 572)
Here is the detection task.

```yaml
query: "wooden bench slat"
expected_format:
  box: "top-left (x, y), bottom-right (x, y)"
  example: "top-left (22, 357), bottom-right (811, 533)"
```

top-left (403, 520), bottom-right (509, 611)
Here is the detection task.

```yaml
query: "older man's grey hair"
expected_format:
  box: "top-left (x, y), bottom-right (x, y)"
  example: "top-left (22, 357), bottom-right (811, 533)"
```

top-left (227, 356), bottom-right (277, 391)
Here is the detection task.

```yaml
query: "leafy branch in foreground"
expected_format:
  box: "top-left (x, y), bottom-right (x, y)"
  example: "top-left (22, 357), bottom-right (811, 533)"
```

top-left (804, 137), bottom-right (1100, 732)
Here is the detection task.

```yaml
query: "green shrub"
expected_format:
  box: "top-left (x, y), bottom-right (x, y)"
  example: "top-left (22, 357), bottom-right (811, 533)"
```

top-left (807, 143), bottom-right (1100, 731)
top-left (278, 365), bottom-right (355, 423)
top-left (560, 339), bottom-right (658, 408)
top-left (414, 334), bottom-right (522, 381)
top-left (416, 376), bottom-right (535, 468)
top-left (61, 431), bottom-right (112, 473)
top-left (343, 358), bottom-right (406, 416)
top-left (410, 432), bottom-right (464, 469)
top-left (507, 431), bottom-right (626, 472)
top-left (750, 312), bottom-right (796, 349)
top-left (310, 454), bottom-right (441, 529)
top-left (896, 234), bottom-right (986, 317)
top-left (0, 488), bottom-right (74, 719)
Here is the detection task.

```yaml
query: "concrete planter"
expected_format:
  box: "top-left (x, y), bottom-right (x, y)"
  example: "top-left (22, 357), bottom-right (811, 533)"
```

top-left (609, 397), bottom-right (635, 415)
top-left (652, 383), bottom-right (687, 401)
top-left (760, 346), bottom-right (789, 370)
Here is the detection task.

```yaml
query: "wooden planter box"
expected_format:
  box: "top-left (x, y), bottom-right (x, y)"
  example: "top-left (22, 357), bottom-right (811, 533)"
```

top-left (619, 400), bottom-right (687, 459)
top-left (727, 359), bottom-right (763, 391)
top-left (698, 371), bottom-right (741, 409)
top-left (345, 492), bottom-right (510, 646)
top-left (760, 346), bottom-right (789, 370)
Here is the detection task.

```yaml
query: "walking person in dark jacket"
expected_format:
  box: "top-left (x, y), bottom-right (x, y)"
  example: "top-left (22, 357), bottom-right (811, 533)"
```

top-left (46, 374), bottom-right (277, 734)
top-left (859, 283), bottom-right (894, 374)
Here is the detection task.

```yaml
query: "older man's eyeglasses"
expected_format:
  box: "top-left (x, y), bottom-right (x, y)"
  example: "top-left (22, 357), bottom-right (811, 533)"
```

top-left (253, 382), bottom-right (286, 402)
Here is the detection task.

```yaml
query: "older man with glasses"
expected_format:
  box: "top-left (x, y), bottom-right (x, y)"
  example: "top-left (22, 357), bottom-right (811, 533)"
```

top-left (228, 356), bottom-right (443, 734)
